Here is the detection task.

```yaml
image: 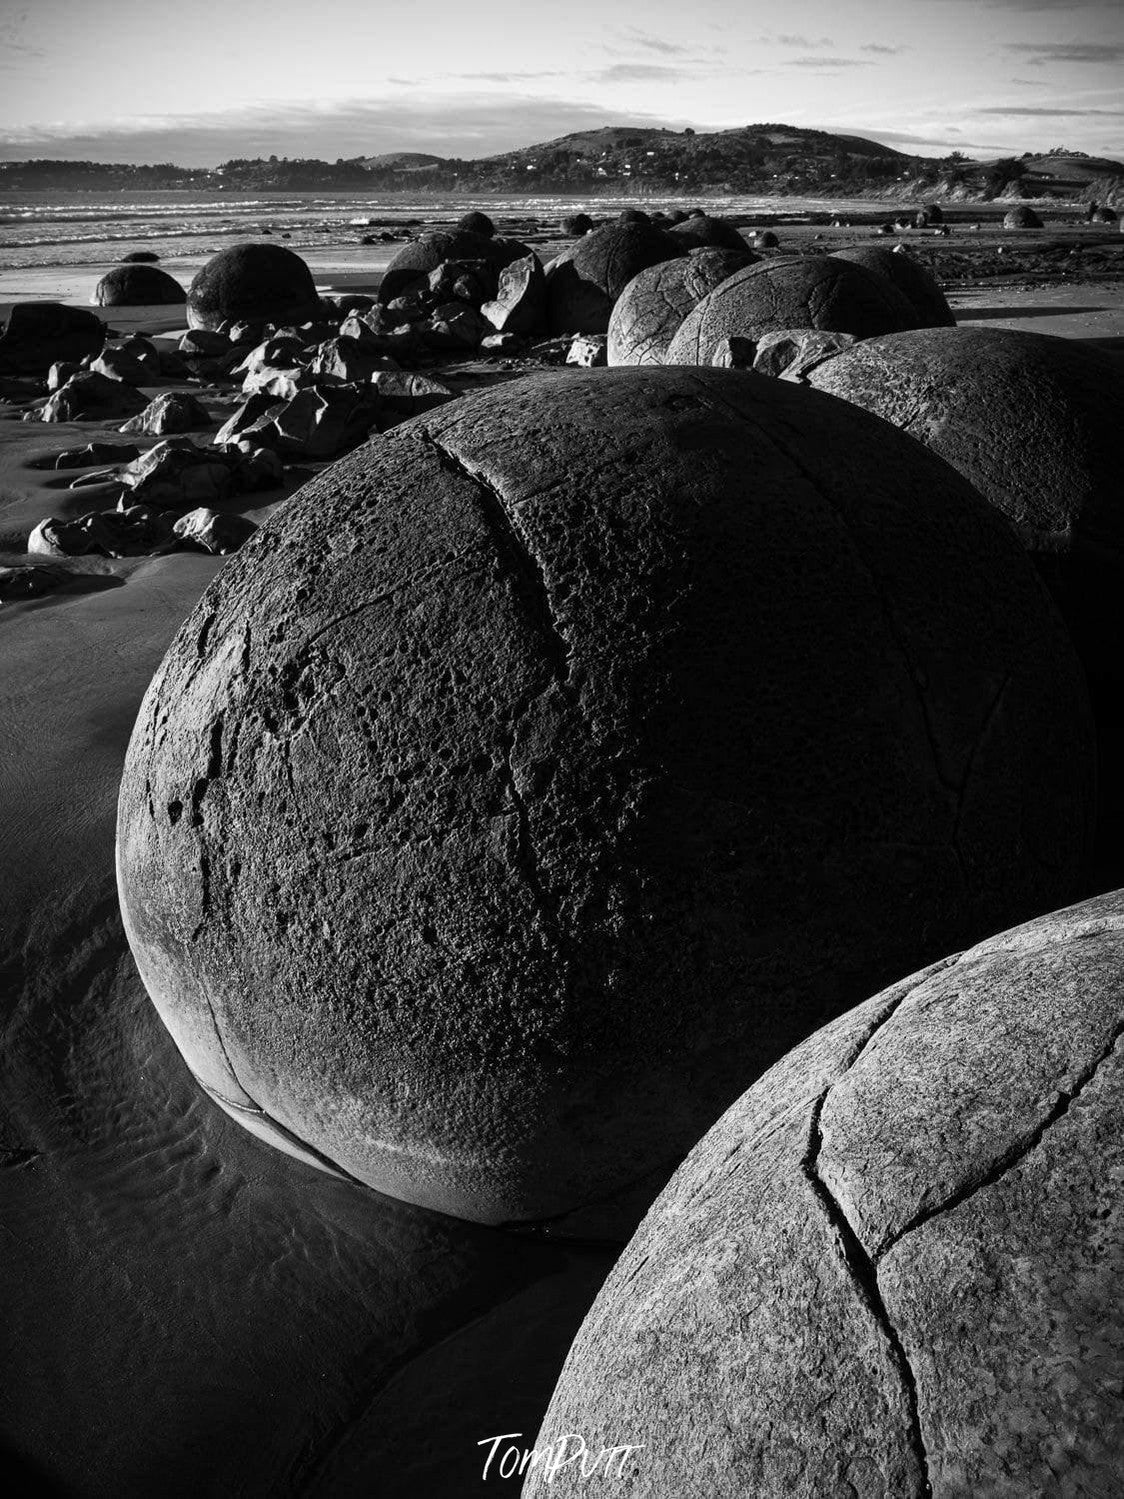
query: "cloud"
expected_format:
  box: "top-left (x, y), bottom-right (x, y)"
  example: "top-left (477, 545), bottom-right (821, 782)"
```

top-left (860, 44), bottom-right (903, 55)
top-left (0, 93), bottom-right (699, 166)
top-left (785, 57), bottom-right (874, 69)
top-left (763, 34), bottom-right (834, 47)
top-left (616, 28), bottom-right (692, 57)
top-left (1005, 42), bottom-right (1124, 65)
top-left (979, 105), bottom-right (1124, 117)
top-left (593, 63), bottom-right (696, 83)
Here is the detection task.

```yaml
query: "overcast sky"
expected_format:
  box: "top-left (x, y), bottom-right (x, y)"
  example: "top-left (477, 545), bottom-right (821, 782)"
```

top-left (0, 0), bottom-right (1121, 165)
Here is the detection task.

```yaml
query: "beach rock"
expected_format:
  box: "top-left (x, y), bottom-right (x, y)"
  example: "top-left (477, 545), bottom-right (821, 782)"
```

top-left (53, 441), bottom-right (141, 469)
top-left (545, 222), bottom-right (685, 335)
top-left (89, 347), bottom-right (150, 386)
top-left (710, 336), bottom-right (756, 368)
top-left (27, 515), bottom-right (104, 557)
top-left (914, 204), bottom-right (943, 228)
top-left (669, 214), bottom-right (750, 254)
top-left (120, 438), bottom-right (235, 510)
top-left (120, 391), bottom-right (213, 436)
top-left (480, 332), bottom-right (524, 355)
top-left (309, 335), bottom-right (390, 382)
top-left (179, 328), bottom-right (231, 358)
top-left (0, 302), bottom-right (106, 377)
top-left (427, 259), bottom-right (498, 309)
top-left (665, 256), bottom-right (918, 366)
top-left (481, 254), bottom-right (547, 337)
top-left (114, 503), bottom-right (179, 551)
top-left (618, 209), bottom-right (649, 225)
top-left (0, 562), bottom-right (68, 599)
top-left (213, 391), bottom-right (287, 447)
top-left (754, 230), bottom-right (779, 249)
top-left (565, 333), bottom-right (607, 367)
top-left (832, 245), bottom-right (955, 328)
top-left (117, 366), bottom-right (1093, 1233)
top-left (424, 304), bottom-right (490, 352)
top-left (1004, 205), bottom-right (1043, 230)
top-left (561, 213), bottom-right (594, 238)
top-left (455, 211), bottom-right (496, 239)
top-left (47, 360), bottom-right (80, 391)
top-left (527, 890), bottom-right (1124, 1496)
top-left (93, 264), bottom-right (186, 307)
top-left (607, 248), bottom-right (756, 366)
top-left (877, 223), bottom-right (896, 236)
top-left (369, 371), bottom-right (458, 424)
top-left (122, 249), bottom-right (160, 263)
top-left (269, 383), bottom-right (381, 457)
top-left (187, 244), bottom-right (322, 332)
top-left (41, 371), bottom-right (148, 423)
top-left (806, 327), bottom-right (1124, 873)
top-left (172, 508), bottom-right (257, 555)
top-left (223, 440), bottom-right (285, 492)
top-left (752, 328), bottom-right (858, 380)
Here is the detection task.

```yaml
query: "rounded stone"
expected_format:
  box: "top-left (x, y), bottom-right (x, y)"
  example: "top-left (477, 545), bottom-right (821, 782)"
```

top-left (94, 263), bottom-right (187, 307)
top-left (561, 213), bottom-right (594, 238)
top-left (618, 209), bottom-right (650, 224)
top-left (0, 301), bottom-right (105, 376)
top-left (1004, 205), bottom-right (1043, 230)
top-left (915, 204), bottom-right (943, 227)
top-left (544, 222), bottom-right (685, 334)
top-left (455, 210), bottom-right (495, 238)
top-left (754, 230), bottom-right (779, 249)
top-left (526, 889), bottom-right (1124, 1496)
top-left (378, 231), bottom-right (527, 305)
top-left (187, 243), bottom-right (321, 332)
top-left (668, 214), bottom-right (750, 254)
top-left (665, 255), bottom-right (918, 365)
top-left (607, 248), bottom-right (756, 366)
top-left (831, 245), bottom-right (955, 327)
top-left (117, 367), bottom-right (1093, 1232)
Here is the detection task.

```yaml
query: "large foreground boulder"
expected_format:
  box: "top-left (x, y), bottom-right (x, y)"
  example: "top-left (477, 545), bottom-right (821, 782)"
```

top-left (94, 264), bottom-right (187, 307)
top-left (187, 243), bottom-right (322, 331)
top-left (665, 256), bottom-right (917, 365)
top-left (0, 301), bottom-right (105, 376)
top-left (544, 222), bottom-right (685, 335)
top-left (607, 248), bottom-right (756, 366)
top-left (831, 245), bottom-right (955, 327)
top-left (807, 326), bottom-right (1124, 874)
top-left (527, 889), bottom-right (1124, 1496)
top-left (117, 367), bottom-right (1093, 1234)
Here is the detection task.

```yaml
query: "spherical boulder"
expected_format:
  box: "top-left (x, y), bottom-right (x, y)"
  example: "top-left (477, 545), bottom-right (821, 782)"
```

top-left (0, 301), bottom-right (105, 376)
top-left (187, 243), bottom-right (321, 331)
top-left (915, 204), bottom-right (943, 228)
top-left (544, 222), bottom-right (685, 334)
top-left (526, 888), bottom-right (1124, 1496)
top-left (378, 230), bottom-right (528, 305)
top-left (665, 255), bottom-right (917, 365)
top-left (94, 263), bottom-right (187, 307)
top-left (117, 367), bottom-right (1093, 1233)
top-left (806, 326), bottom-right (1124, 872)
top-left (832, 245), bottom-right (955, 327)
top-left (618, 208), bottom-right (649, 225)
top-left (754, 229), bottom-right (779, 249)
top-left (1004, 205), bottom-right (1043, 230)
top-left (607, 247), bottom-right (756, 366)
top-left (455, 210), bottom-right (495, 238)
top-left (561, 213), bottom-right (594, 238)
top-left (669, 214), bottom-right (750, 254)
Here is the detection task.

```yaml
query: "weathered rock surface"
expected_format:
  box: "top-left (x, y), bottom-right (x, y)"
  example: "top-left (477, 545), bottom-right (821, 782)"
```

top-left (117, 367), bottom-right (1093, 1233)
top-left (173, 507), bottom-right (258, 555)
top-left (665, 256), bottom-right (917, 366)
top-left (187, 244), bottom-right (322, 332)
top-left (93, 264), bottom-right (187, 307)
top-left (545, 223), bottom-right (685, 335)
top-left (120, 392), bottom-right (213, 436)
top-left (120, 439), bottom-right (235, 510)
top-left (1005, 206), bottom-right (1044, 229)
top-left (481, 254), bottom-right (548, 337)
top-left (668, 214), bottom-right (750, 254)
top-left (0, 302), bottom-right (105, 376)
top-left (41, 370), bottom-right (148, 423)
top-left (832, 246), bottom-right (955, 328)
top-left (752, 328), bottom-right (858, 380)
top-left (378, 232), bottom-right (527, 306)
top-left (607, 248), bottom-right (756, 366)
top-left (527, 890), bottom-right (1124, 1496)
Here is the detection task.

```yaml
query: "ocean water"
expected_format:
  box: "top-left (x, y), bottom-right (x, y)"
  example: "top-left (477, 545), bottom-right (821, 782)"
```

top-left (0, 189), bottom-right (871, 270)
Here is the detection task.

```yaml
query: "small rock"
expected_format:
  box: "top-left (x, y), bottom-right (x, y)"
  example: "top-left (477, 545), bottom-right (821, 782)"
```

top-left (711, 336), bottom-right (757, 369)
top-left (120, 391), bottom-right (213, 436)
top-left (0, 563), bottom-right (68, 600)
top-left (53, 441), bottom-right (141, 469)
top-left (178, 328), bottom-right (231, 358)
top-left (120, 438), bottom-right (235, 510)
top-left (566, 333), bottom-right (607, 368)
top-left (89, 347), bottom-right (150, 386)
top-left (480, 332), bottom-right (525, 356)
top-left (41, 371), bottom-right (148, 422)
top-left (172, 508), bottom-right (258, 555)
top-left (47, 361), bottom-right (79, 392)
top-left (481, 254), bottom-right (547, 337)
top-left (369, 371), bottom-right (457, 424)
top-left (752, 329), bottom-right (858, 381)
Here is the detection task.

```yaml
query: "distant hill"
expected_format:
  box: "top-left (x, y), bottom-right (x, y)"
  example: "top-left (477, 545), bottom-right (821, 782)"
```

top-left (1, 126), bottom-right (1120, 203)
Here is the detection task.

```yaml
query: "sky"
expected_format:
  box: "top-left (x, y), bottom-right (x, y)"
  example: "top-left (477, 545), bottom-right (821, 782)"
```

top-left (0, 0), bottom-right (1121, 165)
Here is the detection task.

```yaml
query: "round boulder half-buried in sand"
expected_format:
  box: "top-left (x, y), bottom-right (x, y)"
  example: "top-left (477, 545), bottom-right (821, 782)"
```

top-left (831, 245), bottom-right (955, 327)
top-left (117, 367), bottom-right (1094, 1234)
top-left (525, 888), bottom-right (1124, 1496)
top-left (94, 263), bottom-right (187, 307)
top-left (544, 221), bottom-right (685, 335)
top-left (187, 243), bottom-right (322, 331)
top-left (665, 254), bottom-right (918, 365)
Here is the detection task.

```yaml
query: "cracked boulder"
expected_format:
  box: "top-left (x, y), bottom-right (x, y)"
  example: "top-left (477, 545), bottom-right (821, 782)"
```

top-left (665, 254), bottom-right (918, 365)
top-left (187, 243), bottom-right (322, 331)
top-left (807, 328), bottom-right (1124, 874)
top-left (526, 890), bottom-right (1124, 1496)
top-left (545, 222), bottom-right (685, 335)
top-left (116, 367), bottom-right (1093, 1235)
top-left (607, 248), bottom-right (757, 366)
top-left (832, 246), bottom-right (955, 328)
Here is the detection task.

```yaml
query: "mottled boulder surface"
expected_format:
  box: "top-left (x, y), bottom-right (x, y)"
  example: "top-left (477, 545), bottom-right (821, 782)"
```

top-left (1005, 205), bottom-right (1044, 229)
top-left (668, 214), bottom-right (751, 254)
top-left (0, 301), bottom-right (105, 375)
top-left (665, 255), bottom-right (917, 365)
top-left (187, 244), bottom-right (322, 332)
top-left (831, 246), bottom-right (955, 327)
top-left (607, 248), bottom-right (756, 367)
top-left (117, 367), bottom-right (1093, 1235)
top-left (94, 264), bottom-right (187, 307)
top-left (527, 890), bottom-right (1124, 1496)
top-left (544, 223), bottom-right (685, 335)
